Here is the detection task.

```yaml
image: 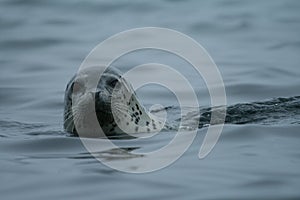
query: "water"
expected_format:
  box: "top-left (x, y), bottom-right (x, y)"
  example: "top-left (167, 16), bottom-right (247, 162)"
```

top-left (1, 0), bottom-right (300, 199)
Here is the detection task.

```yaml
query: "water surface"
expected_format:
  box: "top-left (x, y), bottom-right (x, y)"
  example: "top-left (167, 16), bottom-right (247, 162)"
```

top-left (1, 0), bottom-right (300, 199)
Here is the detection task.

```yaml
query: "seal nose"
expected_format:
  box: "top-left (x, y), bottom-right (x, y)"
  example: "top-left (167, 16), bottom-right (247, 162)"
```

top-left (95, 91), bottom-right (111, 111)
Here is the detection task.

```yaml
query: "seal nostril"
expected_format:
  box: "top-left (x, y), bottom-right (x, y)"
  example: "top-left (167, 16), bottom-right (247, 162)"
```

top-left (96, 91), bottom-right (102, 100)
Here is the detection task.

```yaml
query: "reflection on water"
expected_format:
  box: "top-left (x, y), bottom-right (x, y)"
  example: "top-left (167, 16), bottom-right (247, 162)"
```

top-left (0, 0), bottom-right (300, 199)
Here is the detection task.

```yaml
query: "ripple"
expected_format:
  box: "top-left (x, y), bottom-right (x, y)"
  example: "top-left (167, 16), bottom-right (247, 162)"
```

top-left (1, 38), bottom-right (73, 50)
top-left (268, 41), bottom-right (300, 50)
top-left (190, 19), bottom-right (252, 34)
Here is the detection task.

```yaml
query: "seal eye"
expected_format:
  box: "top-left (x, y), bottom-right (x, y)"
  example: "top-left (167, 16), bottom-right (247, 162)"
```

top-left (109, 79), bottom-right (118, 88)
top-left (72, 81), bottom-right (83, 94)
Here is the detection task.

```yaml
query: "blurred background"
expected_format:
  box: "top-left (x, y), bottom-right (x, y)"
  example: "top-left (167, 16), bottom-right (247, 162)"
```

top-left (0, 0), bottom-right (300, 199)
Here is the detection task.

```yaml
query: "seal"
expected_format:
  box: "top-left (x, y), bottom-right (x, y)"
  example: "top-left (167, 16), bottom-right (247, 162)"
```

top-left (64, 66), bottom-right (164, 138)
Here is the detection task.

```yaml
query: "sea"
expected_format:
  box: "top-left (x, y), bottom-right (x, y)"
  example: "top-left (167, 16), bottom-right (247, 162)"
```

top-left (1, 0), bottom-right (300, 199)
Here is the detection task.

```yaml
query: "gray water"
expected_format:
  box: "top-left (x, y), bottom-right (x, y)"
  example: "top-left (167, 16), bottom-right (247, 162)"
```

top-left (1, 0), bottom-right (300, 199)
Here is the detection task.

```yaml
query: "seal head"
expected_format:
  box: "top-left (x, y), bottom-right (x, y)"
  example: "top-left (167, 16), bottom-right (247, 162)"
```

top-left (64, 66), bottom-right (163, 138)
